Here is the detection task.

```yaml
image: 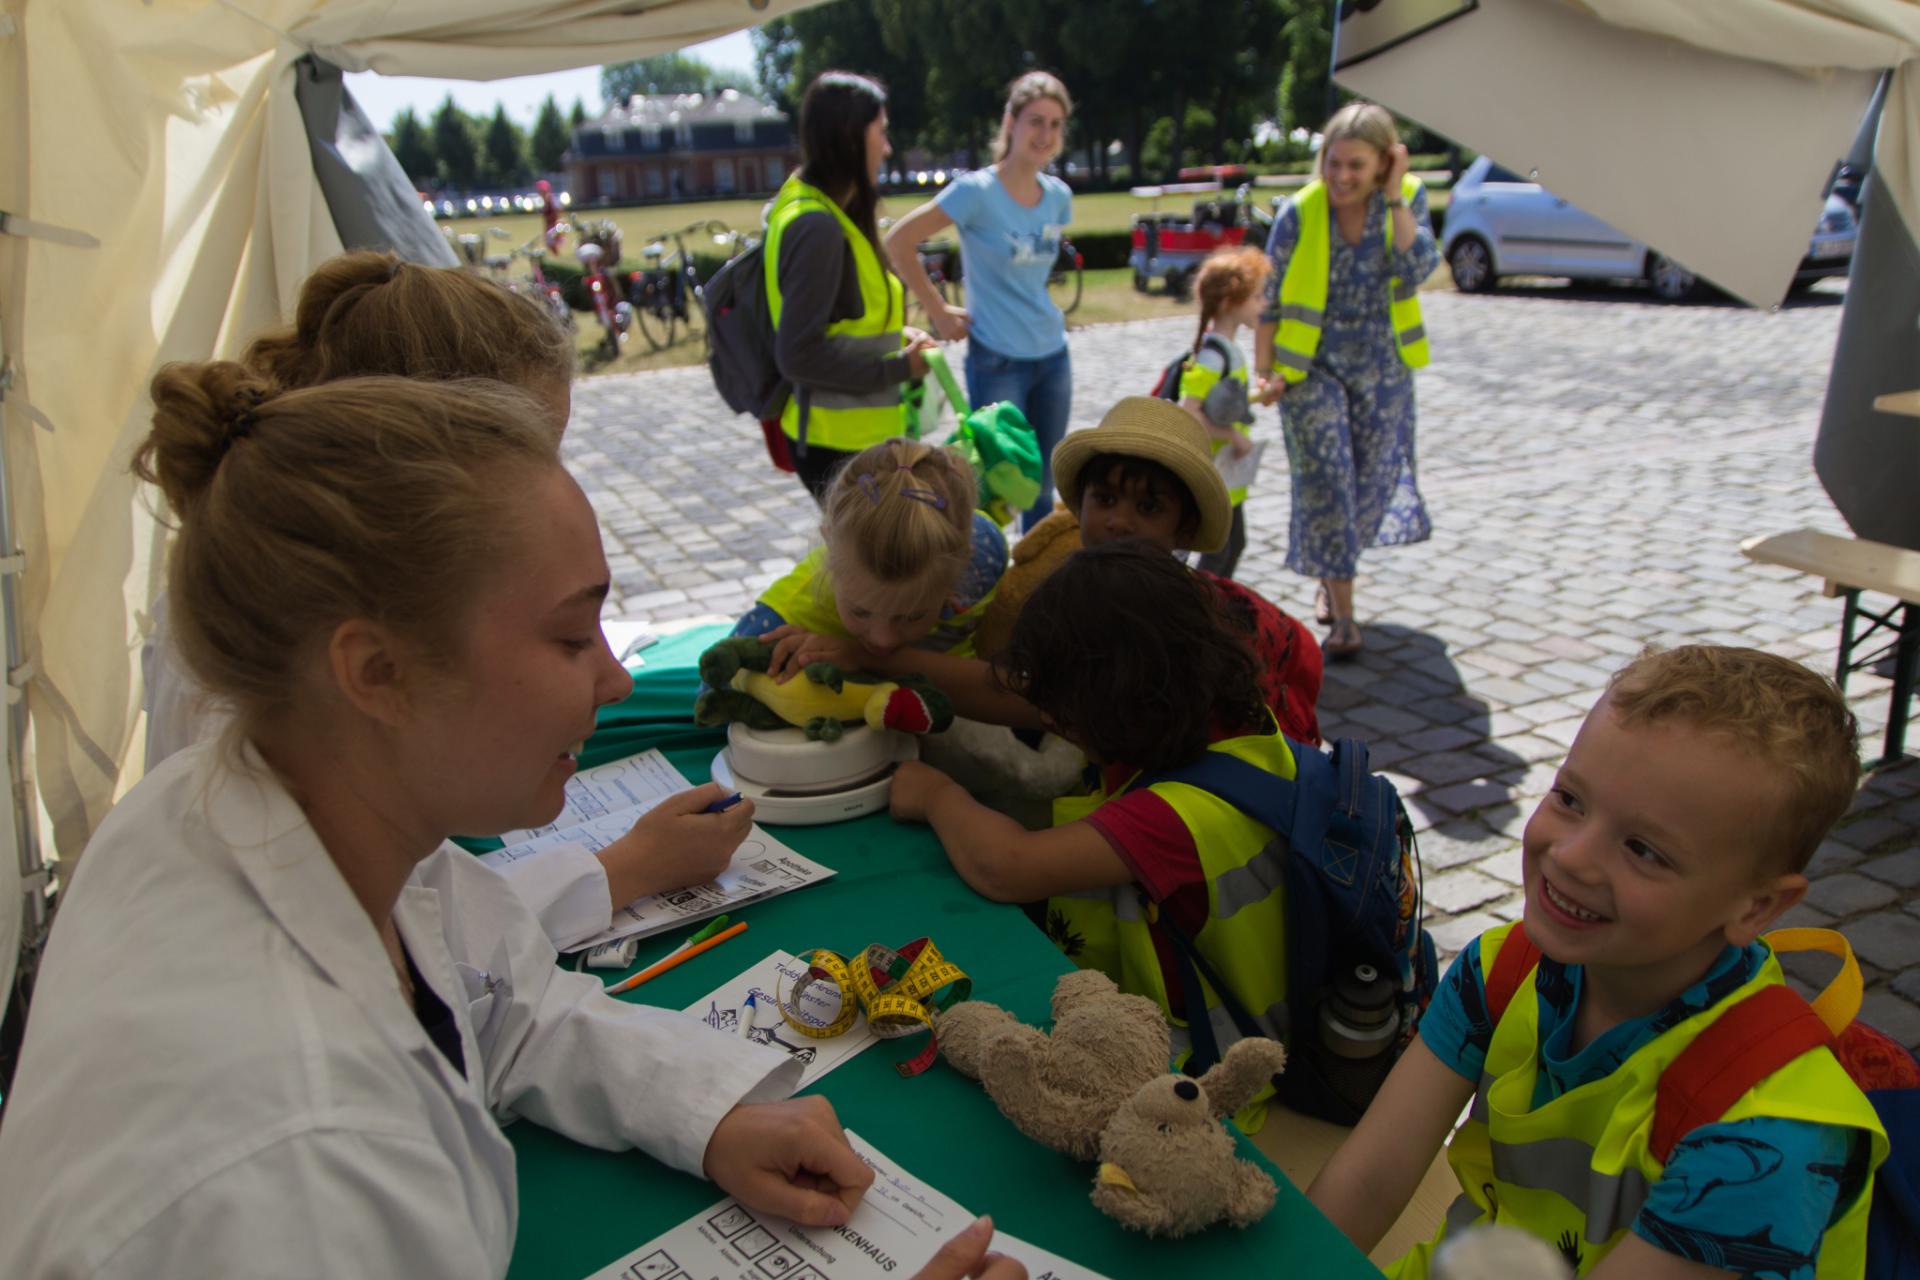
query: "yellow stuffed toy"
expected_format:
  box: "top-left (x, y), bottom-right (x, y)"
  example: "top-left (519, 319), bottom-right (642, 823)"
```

top-left (693, 635), bottom-right (954, 742)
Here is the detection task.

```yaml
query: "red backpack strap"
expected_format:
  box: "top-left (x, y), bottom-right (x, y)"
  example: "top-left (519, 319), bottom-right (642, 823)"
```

top-left (1650, 984), bottom-right (1835, 1164)
top-left (1483, 922), bottom-right (1542, 1025)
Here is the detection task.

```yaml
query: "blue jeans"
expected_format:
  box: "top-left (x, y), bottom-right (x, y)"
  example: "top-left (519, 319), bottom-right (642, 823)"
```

top-left (966, 338), bottom-right (1072, 529)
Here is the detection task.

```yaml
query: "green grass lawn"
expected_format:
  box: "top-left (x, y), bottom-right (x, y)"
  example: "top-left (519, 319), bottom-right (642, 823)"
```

top-left (440, 184), bottom-right (1457, 378)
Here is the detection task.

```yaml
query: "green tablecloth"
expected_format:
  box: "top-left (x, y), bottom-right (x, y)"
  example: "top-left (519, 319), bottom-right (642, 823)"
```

top-left (506, 625), bottom-right (1382, 1280)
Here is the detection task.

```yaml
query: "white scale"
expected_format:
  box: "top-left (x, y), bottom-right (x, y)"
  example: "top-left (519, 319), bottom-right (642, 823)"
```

top-left (710, 721), bottom-right (918, 826)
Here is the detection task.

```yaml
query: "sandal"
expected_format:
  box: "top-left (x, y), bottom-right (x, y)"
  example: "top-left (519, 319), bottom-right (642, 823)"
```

top-left (1323, 618), bottom-right (1364, 662)
top-left (1314, 581), bottom-right (1334, 626)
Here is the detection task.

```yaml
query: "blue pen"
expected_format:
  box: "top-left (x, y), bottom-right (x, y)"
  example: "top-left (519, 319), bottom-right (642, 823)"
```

top-left (702, 792), bottom-right (744, 814)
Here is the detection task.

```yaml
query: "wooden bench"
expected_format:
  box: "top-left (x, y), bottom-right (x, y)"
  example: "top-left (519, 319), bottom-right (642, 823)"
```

top-left (1741, 528), bottom-right (1920, 767)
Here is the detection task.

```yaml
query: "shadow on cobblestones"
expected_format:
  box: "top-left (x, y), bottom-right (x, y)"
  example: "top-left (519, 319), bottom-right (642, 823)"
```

top-left (1318, 624), bottom-right (1532, 837)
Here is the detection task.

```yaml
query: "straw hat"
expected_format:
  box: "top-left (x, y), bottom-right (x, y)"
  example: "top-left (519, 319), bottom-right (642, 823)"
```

top-left (1052, 396), bottom-right (1233, 553)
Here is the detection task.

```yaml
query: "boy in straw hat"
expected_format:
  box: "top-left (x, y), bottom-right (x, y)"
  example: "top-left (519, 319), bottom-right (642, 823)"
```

top-left (763, 397), bottom-right (1320, 745)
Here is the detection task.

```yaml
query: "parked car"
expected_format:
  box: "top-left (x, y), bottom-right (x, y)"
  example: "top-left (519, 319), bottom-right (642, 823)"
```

top-left (1441, 156), bottom-right (1856, 301)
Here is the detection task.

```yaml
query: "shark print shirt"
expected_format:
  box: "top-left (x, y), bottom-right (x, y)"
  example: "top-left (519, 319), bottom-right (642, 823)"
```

top-left (1422, 938), bottom-right (1870, 1279)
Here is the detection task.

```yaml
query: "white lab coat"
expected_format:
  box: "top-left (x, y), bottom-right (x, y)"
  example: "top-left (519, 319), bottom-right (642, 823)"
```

top-left (142, 598), bottom-right (618, 952)
top-left (0, 742), bottom-right (801, 1278)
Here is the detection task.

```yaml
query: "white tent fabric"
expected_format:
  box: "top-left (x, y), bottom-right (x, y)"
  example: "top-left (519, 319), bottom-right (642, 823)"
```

top-left (0, 0), bottom-right (822, 873)
top-left (1333, 0), bottom-right (1893, 309)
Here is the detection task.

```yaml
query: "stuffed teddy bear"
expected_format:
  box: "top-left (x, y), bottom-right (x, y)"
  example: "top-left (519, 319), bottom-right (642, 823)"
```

top-left (693, 635), bottom-right (953, 742)
top-left (1091, 1037), bottom-right (1290, 1238)
top-left (939, 969), bottom-right (1291, 1238)
top-left (969, 506), bottom-right (1081, 662)
top-left (936, 970), bottom-right (1169, 1160)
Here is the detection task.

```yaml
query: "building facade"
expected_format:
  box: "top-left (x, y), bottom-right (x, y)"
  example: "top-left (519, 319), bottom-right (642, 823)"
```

top-left (566, 90), bottom-right (799, 205)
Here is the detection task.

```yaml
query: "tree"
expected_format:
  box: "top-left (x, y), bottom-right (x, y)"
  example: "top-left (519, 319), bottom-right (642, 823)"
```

top-left (1276, 0), bottom-right (1333, 134)
top-left (569, 97), bottom-right (588, 129)
top-left (530, 94), bottom-right (570, 173)
top-left (432, 95), bottom-right (479, 190)
top-left (481, 105), bottom-right (528, 187)
top-left (388, 107), bottom-right (436, 185)
top-left (601, 54), bottom-right (755, 106)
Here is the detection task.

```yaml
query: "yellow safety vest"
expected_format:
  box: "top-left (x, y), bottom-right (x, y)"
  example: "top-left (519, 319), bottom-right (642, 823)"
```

top-left (1176, 335), bottom-right (1252, 506)
top-left (754, 513), bottom-right (1003, 658)
top-left (1272, 175), bottom-right (1430, 383)
top-left (764, 175), bottom-right (907, 451)
top-left (1390, 922), bottom-right (1889, 1279)
top-left (1045, 723), bottom-right (1295, 1127)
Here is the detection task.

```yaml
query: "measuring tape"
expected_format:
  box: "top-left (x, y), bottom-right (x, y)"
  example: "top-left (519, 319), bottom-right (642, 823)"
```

top-left (775, 939), bottom-right (971, 1078)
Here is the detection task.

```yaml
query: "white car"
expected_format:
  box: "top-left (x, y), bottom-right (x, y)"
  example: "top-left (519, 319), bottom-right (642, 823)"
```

top-left (1441, 155), bottom-right (1856, 301)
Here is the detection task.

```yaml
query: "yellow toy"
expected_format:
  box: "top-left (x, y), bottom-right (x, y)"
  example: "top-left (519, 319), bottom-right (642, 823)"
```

top-left (694, 635), bottom-right (954, 742)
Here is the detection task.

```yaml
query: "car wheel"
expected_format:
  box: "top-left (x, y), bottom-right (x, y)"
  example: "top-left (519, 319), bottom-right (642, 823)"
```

top-left (1647, 252), bottom-right (1697, 302)
top-left (1447, 236), bottom-right (1495, 293)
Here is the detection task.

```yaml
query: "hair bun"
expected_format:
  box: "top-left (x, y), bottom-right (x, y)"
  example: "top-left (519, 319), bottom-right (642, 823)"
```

top-left (134, 361), bottom-right (279, 517)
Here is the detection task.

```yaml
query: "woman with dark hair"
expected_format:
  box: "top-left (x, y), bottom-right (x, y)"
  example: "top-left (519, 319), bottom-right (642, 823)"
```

top-left (886, 538), bottom-right (1301, 1109)
top-left (767, 71), bottom-right (937, 502)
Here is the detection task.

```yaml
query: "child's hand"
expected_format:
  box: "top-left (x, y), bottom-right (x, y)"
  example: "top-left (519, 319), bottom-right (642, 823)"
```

top-left (888, 760), bottom-right (956, 824)
top-left (1228, 432), bottom-right (1254, 458)
top-left (1252, 375), bottom-right (1283, 406)
top-left (763, 625), bottom-right (865, 682)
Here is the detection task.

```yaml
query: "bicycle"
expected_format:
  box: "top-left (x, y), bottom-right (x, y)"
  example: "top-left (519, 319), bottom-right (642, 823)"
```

top-left (572, 218), bottom-right (633, 360)
top-left (1047, 234), bottom-right (1084, 315)
top-left (509, 226), bottom-right (575, 334)
top-left (450, 226), bottom-right (512, 279)
top-left (626, 219), bottom-right (738, 352)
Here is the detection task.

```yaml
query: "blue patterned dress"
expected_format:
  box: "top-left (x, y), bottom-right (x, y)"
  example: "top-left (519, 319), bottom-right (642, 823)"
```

top-left (1262, 186), bottom-right (1440, 580)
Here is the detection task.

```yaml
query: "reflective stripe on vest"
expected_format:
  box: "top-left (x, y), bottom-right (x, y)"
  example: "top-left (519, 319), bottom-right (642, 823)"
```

top-left (1388, 923), bottom-right (1889, 1280)
top-left (1044, 725), bottom-right (1297, 1065)
top-left (764, 175), bottom-right (907, 450)
top-left (1273, 174), bottom-right (1430, 383)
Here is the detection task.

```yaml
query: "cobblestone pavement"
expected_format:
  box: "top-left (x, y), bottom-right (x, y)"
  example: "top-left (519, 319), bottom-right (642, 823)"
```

top-left (564, 281), bottom-right (1919, 1048)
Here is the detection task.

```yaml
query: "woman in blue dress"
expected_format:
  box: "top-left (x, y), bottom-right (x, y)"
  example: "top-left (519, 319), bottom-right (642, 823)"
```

top-left (1254, 103), bottom-right (1439, 660)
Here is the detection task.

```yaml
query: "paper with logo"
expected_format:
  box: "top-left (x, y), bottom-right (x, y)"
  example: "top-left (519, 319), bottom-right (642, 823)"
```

top-left (685, 951), bottom-right (878, 1090)
top-left (582, 1131), bottom-right (1108, 1279)
top-left (479, 750), bottom-right (834, 948)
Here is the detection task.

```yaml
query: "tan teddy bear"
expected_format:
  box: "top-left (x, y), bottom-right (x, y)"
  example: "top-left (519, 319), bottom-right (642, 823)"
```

top-left (939, 970), bottom-right (1292, 1237)
top-left (1090, 1037), bottom-right (1290, 1238)
top-left (935, 969), bottom-right (1169, 1160)
top-left (968, 506), bottom-right (1081, 662)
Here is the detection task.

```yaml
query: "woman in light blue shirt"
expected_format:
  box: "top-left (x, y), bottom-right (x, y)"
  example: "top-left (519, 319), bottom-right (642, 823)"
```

top-left (887, 72), bottom-right (1074, 530)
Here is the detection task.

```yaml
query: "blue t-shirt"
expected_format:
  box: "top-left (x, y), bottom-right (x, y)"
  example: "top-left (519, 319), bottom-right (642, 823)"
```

top-left (934, 169), bottom-right (1072, 359)
top-left (1421, 936), bottom-right (1870, 1279)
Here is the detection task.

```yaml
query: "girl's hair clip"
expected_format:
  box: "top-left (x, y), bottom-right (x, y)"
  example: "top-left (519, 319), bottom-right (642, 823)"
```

top-left (858, 473), bottom-right (883, 505)
top-left (900, 485), bottom-right (947, 510)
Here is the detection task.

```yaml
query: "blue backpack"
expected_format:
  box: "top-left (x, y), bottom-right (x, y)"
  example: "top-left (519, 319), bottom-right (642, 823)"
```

top-left (1137, 736), bottom-right (1437, 1124)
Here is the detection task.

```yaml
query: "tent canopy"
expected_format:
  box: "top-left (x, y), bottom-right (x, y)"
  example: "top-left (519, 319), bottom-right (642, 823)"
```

top-left (0, 0), bottom-right (826, 1004)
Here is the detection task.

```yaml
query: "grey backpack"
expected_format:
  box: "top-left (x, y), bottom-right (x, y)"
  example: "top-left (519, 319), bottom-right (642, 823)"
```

top-left (703, 240), bottom-right (792, 422)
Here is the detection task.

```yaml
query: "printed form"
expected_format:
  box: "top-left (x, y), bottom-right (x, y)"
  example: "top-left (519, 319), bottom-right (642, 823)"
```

top-left (585, 1131), bottom-right (1107, 1279)
top-left (480, 751), bottom-right (834, 948)
top-left (684, 951), bottom-right (878, 1091)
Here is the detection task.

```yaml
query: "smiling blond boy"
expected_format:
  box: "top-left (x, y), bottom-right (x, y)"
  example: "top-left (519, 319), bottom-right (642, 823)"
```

top-left (1311, 646), bottom-right (1889, 1280)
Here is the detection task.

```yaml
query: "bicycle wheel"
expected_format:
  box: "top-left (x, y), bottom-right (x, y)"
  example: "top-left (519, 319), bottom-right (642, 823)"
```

top-left (679, 265), bottom-right (706, 349)
top-left (1048, 249), bottom-right (1083, 315)
top-left (632, 300), bottom-right (671, 351)
top-left (1047, 263), bottom-right (1082, 314)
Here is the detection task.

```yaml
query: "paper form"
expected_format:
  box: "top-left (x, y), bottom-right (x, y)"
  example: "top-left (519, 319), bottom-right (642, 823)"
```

top-left (583, 1131), bottom-right (1109, 1280)
top-left (479, 751), bottom-right (835, 949)
top-left (684, 951), bottom-right (878, 1091)
top-left (1213, 437), bottom-right (1267, 492)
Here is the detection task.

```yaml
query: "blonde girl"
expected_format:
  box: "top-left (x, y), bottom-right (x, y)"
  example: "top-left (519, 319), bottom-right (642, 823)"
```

top-left (731, 438), bottom-right (1008, 673)
top-left (1178, 246), bottom-right (1273, 580)
top-left (885, 72), bottom-right (1076, 529)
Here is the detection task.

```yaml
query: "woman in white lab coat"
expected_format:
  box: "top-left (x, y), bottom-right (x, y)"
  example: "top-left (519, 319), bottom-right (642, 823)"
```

top-left (138, 250), bottom-right (748, 953)
top-left (0, 368), bottom-right (1018, 1280)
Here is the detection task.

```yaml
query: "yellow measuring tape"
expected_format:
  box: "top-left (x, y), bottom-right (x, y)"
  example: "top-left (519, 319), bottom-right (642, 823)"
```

top-left (776, 938), bottom-right (971, 1078)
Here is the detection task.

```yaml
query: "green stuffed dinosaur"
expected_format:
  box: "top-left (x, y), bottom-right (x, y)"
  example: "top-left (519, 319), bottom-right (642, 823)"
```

top-left (693, 635), bottom-right (955, 742)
